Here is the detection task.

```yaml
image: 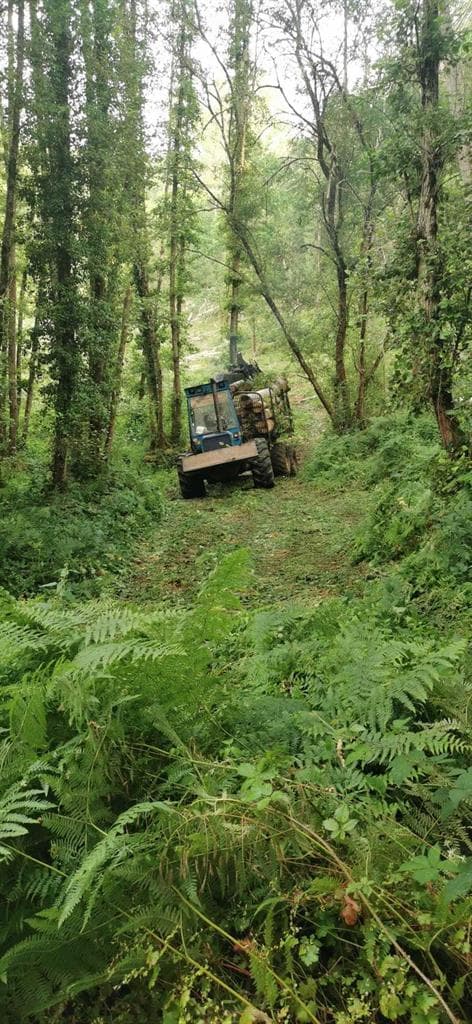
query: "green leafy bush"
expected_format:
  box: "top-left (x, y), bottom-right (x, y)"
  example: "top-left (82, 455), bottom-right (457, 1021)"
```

top-left (0, 548), bottom-right (470, 1023)
top-left (302, 412), bottom-right (438, 489)
top-left (0, 467), bottom-right (163, 597)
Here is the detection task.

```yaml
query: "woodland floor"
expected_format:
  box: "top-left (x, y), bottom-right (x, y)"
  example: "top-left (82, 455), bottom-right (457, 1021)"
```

top-left (121, 432), bottom-right (371, 610)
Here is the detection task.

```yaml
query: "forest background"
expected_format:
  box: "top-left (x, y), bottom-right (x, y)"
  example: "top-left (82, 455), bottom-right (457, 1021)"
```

top-left (0, 1), bottom-right (471, 1022)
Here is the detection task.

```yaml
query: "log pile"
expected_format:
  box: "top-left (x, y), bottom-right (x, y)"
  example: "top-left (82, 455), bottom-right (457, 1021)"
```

top-left (230, 377), bottom-right (291, 441)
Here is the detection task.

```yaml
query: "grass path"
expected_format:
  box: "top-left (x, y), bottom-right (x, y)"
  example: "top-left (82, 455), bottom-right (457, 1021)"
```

top-left (122, 445), bottom-right (370, 608)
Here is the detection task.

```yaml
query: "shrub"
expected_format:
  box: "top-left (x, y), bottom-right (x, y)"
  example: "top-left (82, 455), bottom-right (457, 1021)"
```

top-left (0, 553), bottom-right (470, 1023)
top-left (0, 467), bottom-right (163, 597)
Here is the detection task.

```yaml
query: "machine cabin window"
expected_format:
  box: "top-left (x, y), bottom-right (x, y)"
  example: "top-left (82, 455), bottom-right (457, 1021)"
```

top-left (189, 392), bottom-right (238, 435)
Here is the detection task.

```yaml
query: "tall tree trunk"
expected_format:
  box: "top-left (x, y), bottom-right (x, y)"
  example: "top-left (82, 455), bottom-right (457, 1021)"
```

top-left (82, 0), bottom-right (117, 468)
top-left (169, 44), bottom-right (186, 448)
top-left (7, 258), bottom-right (18, 451)
top-left (16, 266), bottom-right (27, 416)
top-left (443, 3), bottom-right (472, 186)
top-left (227, 0), bottom-right (252, 366)
top-left (416, 0), bottom-right (463, 450)
top-left (125, 0), bottom-right (164, 453)
top-left (134, 260), bottom-right (164, 451)
top-left (22, 283), bottom-right (43, 444)
top-left (354, 182), bottom-right (376, 426)
top-left (47, 3), bottom-right (79, 487)
top-left (0, 0), bottom-right (24, 453)
top-left (105, 284), bottom-right (132, 459)
top-left (321, 157), bottom-right (351, 430)
top-left (288, 3), bottom-right (352, 429)
top-left (333, 256), bottom-right (350, 428)
top-left (229, 251), bottom-right (242, 366)
top-left (355, 289), bottom-right (368, 427)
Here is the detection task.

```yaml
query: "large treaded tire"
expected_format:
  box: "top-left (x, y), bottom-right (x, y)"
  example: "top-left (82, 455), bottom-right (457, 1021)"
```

top-left (271, 442), bottom-right (293, 477)
top-left (177, 460), bottom-right (206, 499)
top-left (287, 443), bottom-right (298, 477)
top-left (251, 438), bottom-right (275, 489)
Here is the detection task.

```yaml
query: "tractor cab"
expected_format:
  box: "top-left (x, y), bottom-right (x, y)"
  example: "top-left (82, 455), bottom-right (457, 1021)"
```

top-left (185, 380), bottom-right (242, 453)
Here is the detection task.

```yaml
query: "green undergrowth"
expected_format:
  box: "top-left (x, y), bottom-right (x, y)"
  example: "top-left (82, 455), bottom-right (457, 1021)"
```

top-left (304, 412), bottom-right (472, 631)
top-left (0, 414), bottom-right (470, 1023)
top-left (0, 457), bottom-right (163, 598)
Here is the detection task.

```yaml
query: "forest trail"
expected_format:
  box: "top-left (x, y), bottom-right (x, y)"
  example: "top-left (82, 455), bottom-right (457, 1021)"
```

top-left (123, 439), bottom-right (369, 609)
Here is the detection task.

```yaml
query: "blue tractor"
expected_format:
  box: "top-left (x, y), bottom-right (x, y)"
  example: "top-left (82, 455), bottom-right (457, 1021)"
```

top-left (177, 375), bottom-right (296, 499)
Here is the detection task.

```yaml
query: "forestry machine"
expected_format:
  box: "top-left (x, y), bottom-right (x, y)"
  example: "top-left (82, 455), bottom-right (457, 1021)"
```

top-left (177, 358), bottom-right (297, 499)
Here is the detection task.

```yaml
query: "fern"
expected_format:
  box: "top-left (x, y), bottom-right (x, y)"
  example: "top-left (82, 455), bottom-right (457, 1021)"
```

top-left (0, 784), bottom-right (53, 862)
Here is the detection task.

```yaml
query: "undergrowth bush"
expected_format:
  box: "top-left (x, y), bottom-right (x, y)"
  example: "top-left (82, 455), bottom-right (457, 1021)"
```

top-left (0, 415), bottom-right (470, 1023)
top-left (302, 412), bottom-right (439, 489)
top-left (304, 414), bottom-right (471, 619)
top-left (0, 546), bottom-right (471, 1023)
top-left (0, 464), bottom-right (163, 597)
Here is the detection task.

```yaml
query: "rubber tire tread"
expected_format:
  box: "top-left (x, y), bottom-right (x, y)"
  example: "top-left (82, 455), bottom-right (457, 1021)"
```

top-left (270, 442), bottom-right (292, 477)
top-left (252, 438), bottom-right (275, 489)
top-left (287, 443), bottom-right (298, 477)
top-left (178, 460), bottom-right (206, 499)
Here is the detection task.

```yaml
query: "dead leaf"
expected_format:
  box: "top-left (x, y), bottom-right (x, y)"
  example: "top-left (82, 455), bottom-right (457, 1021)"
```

top-left (340, 895), bottom-right (361, 926)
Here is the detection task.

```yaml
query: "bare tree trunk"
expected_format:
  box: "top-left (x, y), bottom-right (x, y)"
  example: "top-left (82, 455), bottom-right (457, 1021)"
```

top-left (22, 283), bottom-right (43, 444)
top-left (227, 0), bottom-right (251, 366)
top-left (443, 3), bottom-right (472, 186)
top-left (169, 5), bottom-right (192, 448)
top-left (105, 284), bottom-right (132, 459)
top-left (229, 251), bottom-right (242, 366)
top-left (290, 18), bottom-right (352, 428)
top-left (355, 289), bottom-right (368, 427)
top-left (342, 0), bottom-right (348, 92)
top-left (333, 257), bottom-right (350, 428)
top-left (251, 313), bottom-right (257, 359)
top-left (7, 259), bottom-right (18, 451)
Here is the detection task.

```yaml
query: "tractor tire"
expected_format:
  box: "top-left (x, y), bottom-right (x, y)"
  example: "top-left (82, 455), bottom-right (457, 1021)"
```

top-left (287, 443), bottom-right (298, 477)
top-left (177, 461), bottom-right (206, 499)
top-left (271, 442), bottom-right (293, 477)
top-left (251, 438), bottom-right (275, 489)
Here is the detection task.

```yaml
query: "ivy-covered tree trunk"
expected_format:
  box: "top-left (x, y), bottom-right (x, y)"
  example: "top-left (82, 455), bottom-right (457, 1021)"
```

top-left (416, 0), bottom-right (463, 450)
top-left (81, 0), bottom-right (122, 471)
top-left (167, 0), bottom-right (198, 447)
top-left (105, 283), bottom-right (132, 459)
top-left (124, 0), bottom-right (164, 452)
top-left (45, 0), bottom-right (80, 487)
top-left (354, 179), bottom-right (377, 427)
top-left (0, 0), bottom-right (24, 454)
top-left (168, 24), bottom-right (185, 447)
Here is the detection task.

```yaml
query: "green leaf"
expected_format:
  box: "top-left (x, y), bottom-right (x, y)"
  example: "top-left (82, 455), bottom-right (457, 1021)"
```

top-left (448, 768), bottom-right (472, 808)
top-left (399, 846), bottom-right (453, 884)
top-left (443, 860), bottom-right (472, 902)
top-left (299, 936), bottom-right (320, 966)
top-left (380, 987), bottom-right (402, 1020)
